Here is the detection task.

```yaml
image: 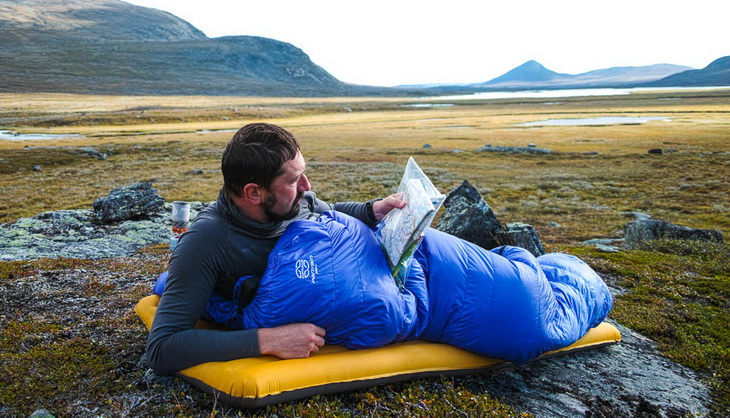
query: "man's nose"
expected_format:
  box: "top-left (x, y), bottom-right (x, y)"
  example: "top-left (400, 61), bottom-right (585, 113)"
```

top-left (299, 174), bottom-right (311, 191)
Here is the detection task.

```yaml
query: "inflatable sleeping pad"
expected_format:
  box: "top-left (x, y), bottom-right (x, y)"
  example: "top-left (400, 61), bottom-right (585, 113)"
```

top-left (136, 295), bottom-right (621, 409)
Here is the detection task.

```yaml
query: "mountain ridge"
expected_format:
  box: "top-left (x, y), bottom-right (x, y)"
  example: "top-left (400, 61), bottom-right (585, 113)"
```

top-left (470, 60), bottom-right (695, 90)
top-left (1, 0), bottom-right (727, 96)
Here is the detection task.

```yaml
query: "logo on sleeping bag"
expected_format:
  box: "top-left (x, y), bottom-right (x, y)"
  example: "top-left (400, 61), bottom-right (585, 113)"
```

top-left (295, 256), bottom-right (317, 284)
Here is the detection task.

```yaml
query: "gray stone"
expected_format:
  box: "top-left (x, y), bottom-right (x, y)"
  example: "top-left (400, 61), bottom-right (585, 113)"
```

top-left (92, 182), bottom-right (165, 224)
top-left (436, 181), bottom-right (502, 250)
top-left (496, 222), bottom-right (545, 257)
top-left (29, 409), bottom-right (55, 418)
top-left (436, 195), bottom-right (501, 250)
top-left (624, 219), bottom-right (723, 249)
top-left (0, 201), bottom-right (209, 261)
top-left (477, 145), bottom-right (552, 154)
top-left (476, 320), bottom-right (710, 417)
top-left (595, 243), bottom-right (620, 253)
top-left (436, 180), bottom-right (547, 256)
top-left (620, 211), bottom-right (652, 221)
top-left (79, 147), bottom-right (108, 160)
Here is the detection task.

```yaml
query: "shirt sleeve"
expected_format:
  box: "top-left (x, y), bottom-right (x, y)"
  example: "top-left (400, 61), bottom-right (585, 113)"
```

top-left (334, 199), bottom-right (381, 227)
top-left (145, 218), bottom-right (260, 376)
top-left (304, 191), bottom-right (381, 227)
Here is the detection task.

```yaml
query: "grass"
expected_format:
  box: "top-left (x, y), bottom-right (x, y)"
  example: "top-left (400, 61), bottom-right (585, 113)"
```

top-left (1, 88), bottom-right (729, 415)
top-left (566, 240), bottom-right (730, 413)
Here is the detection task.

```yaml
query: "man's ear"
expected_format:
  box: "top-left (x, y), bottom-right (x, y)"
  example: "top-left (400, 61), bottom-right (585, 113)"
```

top-left (242, 183), bottom-right (262, 204)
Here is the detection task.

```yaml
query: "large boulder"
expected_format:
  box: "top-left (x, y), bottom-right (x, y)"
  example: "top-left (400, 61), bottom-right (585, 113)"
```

top-left (496, 222), bottom-right (545, 257)
top-left (93, 182), bottom-right (165, 224)
top-left (624, 219), bottom-right (723, 249)
top-left (436, 181), bottom-right (502, 249)
top-left (435, 180), bottom-right (545, 257)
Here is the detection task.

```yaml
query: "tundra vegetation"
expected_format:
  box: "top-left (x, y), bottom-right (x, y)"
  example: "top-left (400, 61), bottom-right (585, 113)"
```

top-left (0, 89), bottom-right (728, 416)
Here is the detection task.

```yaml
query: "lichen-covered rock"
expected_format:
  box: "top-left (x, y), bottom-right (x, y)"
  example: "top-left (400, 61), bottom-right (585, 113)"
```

top-left (0, 202), bottom-right (208, 261)
top-left (624, 219), bottom-right (723, 249)
top-left (436, 195), bottom-right (502, 250)
top-left (436, 180), bottom-right (502, 250)
top-left (92, 182), bottom-right (165, 224)
top-left (477, 320), bottom-right (710, 417)
top-left (496, 222), bottom-right (545, 257)
top-left (435, 180), bottom-right (545, 256)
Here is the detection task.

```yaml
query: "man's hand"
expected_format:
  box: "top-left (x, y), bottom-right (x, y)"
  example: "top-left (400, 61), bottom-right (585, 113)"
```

top-left (258, 323), bottom-right (326, 359)
top-left (372, 193), bottom-right (407, 221)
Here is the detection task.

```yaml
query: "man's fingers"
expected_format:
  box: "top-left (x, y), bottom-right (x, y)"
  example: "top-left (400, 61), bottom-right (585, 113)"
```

top-left (312, 324), bottom-right (326, 337)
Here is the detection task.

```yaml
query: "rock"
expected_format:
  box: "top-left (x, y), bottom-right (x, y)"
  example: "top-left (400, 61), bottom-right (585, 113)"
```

top-left (92, 182), bottom-right (165, 224)
top-left (496, 222), bottom-right (545, 257)
top-left (186, 169), bottom-right (204, 175)
top-left (0, 202), bottom-right (209, 261)
top-left (476, 320), bottom-right (710, 417)
top-left (79, 147), bottom-right (108, 160)
top-left (29, 409), bottom-right (55, 418)
top-left (32, 164), bottom-right (42, 171)
top-left (436, 195), bottom-right (502, 250)
top-left (595, 243), bottom-right (620, 253)
top-left (620, 211), bottom-right (652, 221)
top-left (477, 145), bottom-right (552, 154)
top-left (436, 181), bottom-right (546, 256)
top-left (436, 181), bottom-right (502, 249)
top-left (624, 219), bottom-right (723, 249)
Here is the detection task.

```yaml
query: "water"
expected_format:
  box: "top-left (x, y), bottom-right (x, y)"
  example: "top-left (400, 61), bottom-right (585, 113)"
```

top-left (519, 116), bottom-right (671, 127)
top-left (420, 86), bottom-right (730, 101)
top-left (0, 130), bottom-right (85, 141)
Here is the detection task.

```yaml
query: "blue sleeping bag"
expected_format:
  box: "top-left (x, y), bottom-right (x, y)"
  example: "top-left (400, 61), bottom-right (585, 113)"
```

top-left (154, 211), bottom-right (612, 363)
top-left (414, 228), bottom-right (612, 363)
top-left (202, 211), bottom-right (430, 349)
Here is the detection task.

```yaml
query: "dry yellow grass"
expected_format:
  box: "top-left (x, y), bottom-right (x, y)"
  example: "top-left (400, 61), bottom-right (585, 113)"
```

top-left (1, 89), bottom-right (729, 245)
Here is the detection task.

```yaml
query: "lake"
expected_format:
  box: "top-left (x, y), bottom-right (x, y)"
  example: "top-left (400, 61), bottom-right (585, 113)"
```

top-left (421, 86), bottom-right (730, 102)
top-left (0, 130), bottom-right (86, 141)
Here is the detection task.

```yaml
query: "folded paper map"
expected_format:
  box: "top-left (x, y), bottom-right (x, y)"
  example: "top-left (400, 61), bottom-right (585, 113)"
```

top-left (380, 157), bottom-right (445, 288)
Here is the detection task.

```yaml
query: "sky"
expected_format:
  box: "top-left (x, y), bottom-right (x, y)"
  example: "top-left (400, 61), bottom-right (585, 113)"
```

top-left (124, 0), bottom-right (729, 87)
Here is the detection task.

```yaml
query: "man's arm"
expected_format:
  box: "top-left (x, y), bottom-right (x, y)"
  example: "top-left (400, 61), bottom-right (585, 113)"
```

top-left (328, 194), bottom-right (406, 226)
top-left (146, 217), bottom-right (326, 375)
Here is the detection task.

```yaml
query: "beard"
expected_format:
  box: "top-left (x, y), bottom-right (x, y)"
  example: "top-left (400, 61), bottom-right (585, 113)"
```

top-left (262, 191), bottom-right (304, 222)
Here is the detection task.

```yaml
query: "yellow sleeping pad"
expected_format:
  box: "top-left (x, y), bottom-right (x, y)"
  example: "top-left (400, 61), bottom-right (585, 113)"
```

top-left (135, 294), bottom-right (621, 409)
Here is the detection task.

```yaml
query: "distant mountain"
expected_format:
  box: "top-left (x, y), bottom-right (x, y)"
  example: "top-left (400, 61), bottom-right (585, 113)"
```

top-left (647, 56), bottom-right (730, 87)
top-left (480, 60), bottom-right (571, 87)
top-left (0, 0), bottom-right (405, 96)
top-left (471, 60), bottom-right (694, 90)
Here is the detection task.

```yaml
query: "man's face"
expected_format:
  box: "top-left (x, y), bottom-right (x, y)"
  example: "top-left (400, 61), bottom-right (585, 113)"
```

top-left (260, 152), bottom-right (311, 222)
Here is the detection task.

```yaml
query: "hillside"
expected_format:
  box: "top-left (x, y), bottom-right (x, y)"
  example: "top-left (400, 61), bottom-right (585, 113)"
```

top-left (0, 0), bottom-right (206, 45)
top-left (648, 56), bottom-right (730, 87)
top-left (0, 0), bottom-right (405, 96)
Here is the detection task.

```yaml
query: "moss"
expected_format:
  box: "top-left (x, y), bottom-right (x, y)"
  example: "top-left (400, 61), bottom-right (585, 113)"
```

top-left (566, 240), bottom-right (730, 413)
top-left (254, 377), bottom-right (528, 417)
top-left (0, 331), bottom-right (122, 415)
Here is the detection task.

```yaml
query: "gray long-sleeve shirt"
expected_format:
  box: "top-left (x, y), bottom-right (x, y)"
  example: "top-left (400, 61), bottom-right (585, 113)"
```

top-left (146, 189), bottom-right (378, 375)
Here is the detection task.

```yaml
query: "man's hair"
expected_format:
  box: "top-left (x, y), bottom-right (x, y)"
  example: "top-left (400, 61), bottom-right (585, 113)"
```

top-left (222, 123), bottom-right (301, 196)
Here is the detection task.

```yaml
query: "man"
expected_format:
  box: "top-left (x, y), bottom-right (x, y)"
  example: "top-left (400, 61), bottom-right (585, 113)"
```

top-left (146, 123), bottom-right (404, 375)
